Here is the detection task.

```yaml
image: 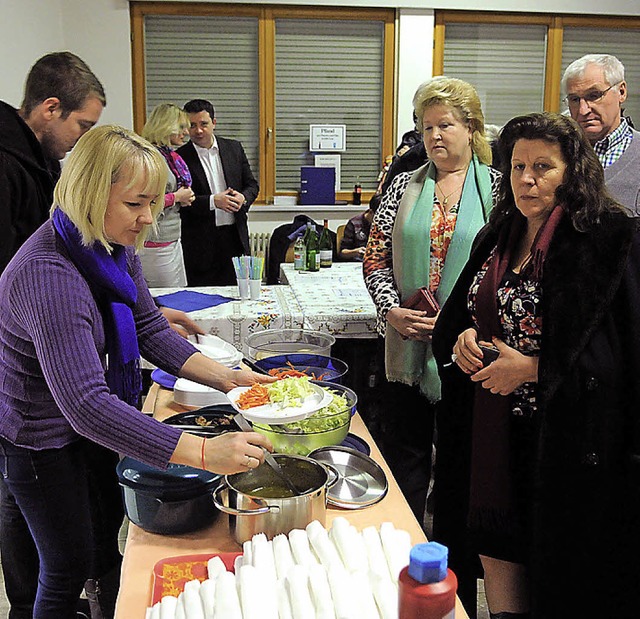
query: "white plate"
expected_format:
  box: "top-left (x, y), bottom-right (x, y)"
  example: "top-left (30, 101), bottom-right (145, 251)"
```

top-left (173, 378), bottom-right (231, 408)
top-left (193, 342), bottom-right (242, 368)
top-left (226, 383), bottom-right (333, 424)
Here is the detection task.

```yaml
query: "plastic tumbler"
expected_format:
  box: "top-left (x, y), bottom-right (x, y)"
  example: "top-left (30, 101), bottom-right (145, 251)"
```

top-left (249, 279), bottom-right (261, 301)
top-left (237, 278), bottom-right (250, 300)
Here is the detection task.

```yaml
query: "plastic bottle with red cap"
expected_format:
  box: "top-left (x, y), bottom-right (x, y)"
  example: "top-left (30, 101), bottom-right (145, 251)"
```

top-left (398, 541), bottom-right (458, 619)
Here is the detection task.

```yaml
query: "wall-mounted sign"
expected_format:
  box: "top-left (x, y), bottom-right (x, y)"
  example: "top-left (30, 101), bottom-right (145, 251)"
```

top-left (309, 124), bottom-right (346, 152)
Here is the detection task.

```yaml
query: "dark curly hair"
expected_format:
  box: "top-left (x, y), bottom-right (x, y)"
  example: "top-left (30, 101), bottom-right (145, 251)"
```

top-left (490, 112), bottom-right (624, 232)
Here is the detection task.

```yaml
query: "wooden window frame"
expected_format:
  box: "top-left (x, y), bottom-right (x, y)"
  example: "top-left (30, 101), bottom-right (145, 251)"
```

top-left (130, 2), bottom-right (395, 204)
top-left (434, 11), bottom-right (640, 114)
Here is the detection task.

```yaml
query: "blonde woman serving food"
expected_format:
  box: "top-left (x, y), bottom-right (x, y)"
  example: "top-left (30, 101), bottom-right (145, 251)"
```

top-left (0, 125), bottom-right (273, 618)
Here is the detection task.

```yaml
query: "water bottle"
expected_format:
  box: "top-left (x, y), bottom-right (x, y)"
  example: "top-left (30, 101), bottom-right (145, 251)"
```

top-left (293, 235), bottom-right (306, 271)
top-left (398, 542), bottom-right (458, 619)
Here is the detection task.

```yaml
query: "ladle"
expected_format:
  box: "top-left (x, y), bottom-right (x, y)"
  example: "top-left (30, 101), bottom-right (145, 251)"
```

top-left (233, 413), bottom-right (300, 494)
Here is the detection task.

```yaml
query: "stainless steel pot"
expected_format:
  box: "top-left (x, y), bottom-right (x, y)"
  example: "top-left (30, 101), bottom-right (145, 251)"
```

top-left (212, 454), bottom-right (335, 544)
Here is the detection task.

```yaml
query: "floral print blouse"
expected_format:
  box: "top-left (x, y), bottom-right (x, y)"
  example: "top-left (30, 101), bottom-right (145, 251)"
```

top-left (468, 247), bottom-right (543, 417)
top-left (364, 166), bottom-right (501, 336)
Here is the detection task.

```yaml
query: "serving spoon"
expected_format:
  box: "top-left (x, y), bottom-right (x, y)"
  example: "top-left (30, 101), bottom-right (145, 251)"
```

top-left (233, 413), bottom-right (301, 494)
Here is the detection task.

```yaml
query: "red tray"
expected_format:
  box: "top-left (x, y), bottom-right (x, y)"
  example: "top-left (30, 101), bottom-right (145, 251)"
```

top-left (151, 552), bottom-right (242, 604)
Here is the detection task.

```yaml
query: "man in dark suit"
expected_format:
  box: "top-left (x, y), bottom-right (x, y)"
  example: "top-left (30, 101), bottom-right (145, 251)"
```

top-left (177, 99), bottom-right (259, 285)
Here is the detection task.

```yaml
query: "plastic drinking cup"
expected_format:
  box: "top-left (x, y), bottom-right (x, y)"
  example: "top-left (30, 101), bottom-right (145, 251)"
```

top-left (237, 278), bottom-right (250, 300)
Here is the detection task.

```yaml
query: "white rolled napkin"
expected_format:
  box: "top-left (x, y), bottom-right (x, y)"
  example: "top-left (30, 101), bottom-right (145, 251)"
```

top-left (273, 533), bottom-right (295, 581)
top-left (181, 588), bottom-right (205, 619)
top-left (150, 601), bottom-right (161, 619)
top-left (174, 594), bottom-right (185, 619)
top-left (277, 578), bottom-right (293, 619)
top-left (380, 522), bottom-right (411, 583)
top-left (213, 571), bottom-right (242, 619)
top-left (326, 564), bottom-right (356, 619)
top-left (198, 579), bottom-right (216, 619)
top-left (362, 526), bottom-right (392, 582)
top-left (308, 563), bottom-right (336, 619)
top-left (351, 570), bottom-right (381, 619)
top-left (159, 595), bottom-right (178, 619)
top-left (242, 540), bottom-right (253, 567)
top-left (306, 520), bottom-right (343, 569)
top-left (207, 556), bottom-right (227, 580)
top-left (329, 517), bottom-right (364, 574)
top-left (288, 528), bottom-right (318, 567)
top-left (285, 564), bottom-right (315, 618)
top-left (370, 569), bottom-right (398, 619)
top-left (183, 579), bottom-right (201, 595)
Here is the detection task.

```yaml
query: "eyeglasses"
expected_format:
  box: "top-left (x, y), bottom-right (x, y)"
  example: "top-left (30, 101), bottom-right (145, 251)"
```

top-left (564, 83), bottom-right (619, 108)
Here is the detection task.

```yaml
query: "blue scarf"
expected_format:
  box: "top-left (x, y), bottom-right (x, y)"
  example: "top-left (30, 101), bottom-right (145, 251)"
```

top-left (52, 209), bottom-right (142, 406)
top-left (387, 155), bottom-right (493, 401)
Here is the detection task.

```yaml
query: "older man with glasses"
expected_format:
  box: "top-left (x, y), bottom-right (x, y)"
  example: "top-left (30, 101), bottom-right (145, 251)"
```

top-left (562, 53), bottom-right (640, 214)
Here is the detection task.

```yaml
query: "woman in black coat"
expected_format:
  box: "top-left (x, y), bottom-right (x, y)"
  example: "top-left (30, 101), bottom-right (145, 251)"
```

top-left (432, 112), bottom-right (640, 619)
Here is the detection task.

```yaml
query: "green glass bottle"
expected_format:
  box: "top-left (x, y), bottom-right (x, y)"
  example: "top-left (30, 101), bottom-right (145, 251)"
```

top-left (305, 224), bottom-right (320, 272)
top-left (319, 219), bottom-right (333, 268)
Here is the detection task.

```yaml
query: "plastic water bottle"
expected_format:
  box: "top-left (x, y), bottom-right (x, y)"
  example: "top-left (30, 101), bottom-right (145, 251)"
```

top-left (398, 542), bottom-right (458, 619)
top-left (293, 235), bottom-right (306, 271)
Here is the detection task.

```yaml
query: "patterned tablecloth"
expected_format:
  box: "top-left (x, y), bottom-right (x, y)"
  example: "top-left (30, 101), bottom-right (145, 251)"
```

top-left (151, 284), bottom-right (305, 353)
top-left (279, 263), bottom-right (377, 339)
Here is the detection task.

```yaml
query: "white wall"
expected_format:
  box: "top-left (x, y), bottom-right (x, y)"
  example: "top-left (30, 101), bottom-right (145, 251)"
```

top-left (0, 0), bottom-right (65, 107)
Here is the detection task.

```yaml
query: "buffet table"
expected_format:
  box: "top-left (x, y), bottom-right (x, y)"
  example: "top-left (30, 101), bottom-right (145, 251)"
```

top-left (114, 384), bottom-right (469, 618)
top-left (279, 263), bottom-right (377, 339)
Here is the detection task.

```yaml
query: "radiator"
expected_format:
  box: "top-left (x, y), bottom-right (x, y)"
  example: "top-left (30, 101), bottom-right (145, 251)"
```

top-left (248, 232), bottom-right (271, 279)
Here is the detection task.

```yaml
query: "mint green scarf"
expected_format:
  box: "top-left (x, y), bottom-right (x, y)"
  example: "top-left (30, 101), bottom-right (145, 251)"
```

top-left (386, 154), bottom-right (493, 401)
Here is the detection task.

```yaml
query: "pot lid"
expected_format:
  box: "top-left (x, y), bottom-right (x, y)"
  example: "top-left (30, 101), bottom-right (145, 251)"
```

top-left (308, 446), bottom-right (388, 509)
top-left (116, 457), bottom-right (220, 500)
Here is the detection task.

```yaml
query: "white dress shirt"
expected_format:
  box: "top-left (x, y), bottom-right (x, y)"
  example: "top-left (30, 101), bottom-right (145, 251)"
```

top-left (193, 138), bottom-right (235, 227)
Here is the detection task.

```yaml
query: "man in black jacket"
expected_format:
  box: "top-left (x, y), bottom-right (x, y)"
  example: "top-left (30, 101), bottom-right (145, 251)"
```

top-left (0, 52), bottom-right (105, 275)
top-left (178, 99), bottom-right (259, 285)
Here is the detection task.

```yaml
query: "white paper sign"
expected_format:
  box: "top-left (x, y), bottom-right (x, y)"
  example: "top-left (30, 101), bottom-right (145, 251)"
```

top-left (309, 124), bottom-right (346, 151)
top-left (314, 154), bottom-right (341, 191)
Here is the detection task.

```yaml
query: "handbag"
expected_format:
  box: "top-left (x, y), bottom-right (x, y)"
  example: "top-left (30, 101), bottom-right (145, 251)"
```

top-left (400, 286), bottom-right (440, 317)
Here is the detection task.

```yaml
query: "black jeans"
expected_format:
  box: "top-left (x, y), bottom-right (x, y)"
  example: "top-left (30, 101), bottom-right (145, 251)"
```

top-left (0, 437), bottom-right (123, 619)
top-left (372, 337), bottom-right (436, 524)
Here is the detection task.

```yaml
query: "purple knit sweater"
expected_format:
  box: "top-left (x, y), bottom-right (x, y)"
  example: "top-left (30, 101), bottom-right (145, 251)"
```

top-left (0, 221), bottom-right (198, 469)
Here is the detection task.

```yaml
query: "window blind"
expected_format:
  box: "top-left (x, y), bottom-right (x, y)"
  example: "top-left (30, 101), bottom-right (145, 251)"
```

top-left (443, 23), bottom-right (547, 129)
top-left (274, 19), bottom-right (385, 192)
top-left (560, 28), bottom-right (639, 122)
top-left (144, 15), bottom-right (260, 178)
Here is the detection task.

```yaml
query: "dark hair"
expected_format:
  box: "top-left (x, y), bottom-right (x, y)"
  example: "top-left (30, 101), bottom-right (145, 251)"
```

top-left (491, 112), bottom-right (623, 232)
top-left (184, 99), bottom-right (215, 120)
top-left (21, 52), bottom-right (106, 119)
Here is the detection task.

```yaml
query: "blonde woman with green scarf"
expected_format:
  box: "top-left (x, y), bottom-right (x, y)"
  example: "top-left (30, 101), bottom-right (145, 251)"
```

top-left (363, 76), bottom-right (500, 526)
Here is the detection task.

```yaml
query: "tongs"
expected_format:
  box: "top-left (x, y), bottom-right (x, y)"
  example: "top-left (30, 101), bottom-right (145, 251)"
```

top-left (233, 413), bottom-right (300, 494)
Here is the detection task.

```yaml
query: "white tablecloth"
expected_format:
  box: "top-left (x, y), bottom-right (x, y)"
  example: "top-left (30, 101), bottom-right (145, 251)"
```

top-left (279, 262), bottom-right (377, 338)
top-left (151, 284), bottom-right (304, 353)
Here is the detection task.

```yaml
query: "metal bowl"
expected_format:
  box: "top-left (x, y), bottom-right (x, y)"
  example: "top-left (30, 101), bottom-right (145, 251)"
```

top-left (244, 329), bottom-right (336, 361)
top-left (251, 353), bottom-right (349, 384)
top-left (251, 382), bottom-right (357, 456)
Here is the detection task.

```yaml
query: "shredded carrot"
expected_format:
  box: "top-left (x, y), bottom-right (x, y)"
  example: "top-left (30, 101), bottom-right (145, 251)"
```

top-left (266, 361), bottom-right (330, 381)
top-left (236, 383), bottom-right (270, 409)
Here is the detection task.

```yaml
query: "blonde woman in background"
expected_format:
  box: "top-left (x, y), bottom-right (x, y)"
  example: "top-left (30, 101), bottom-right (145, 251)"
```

top-left (140, 103), bottom-right (195, 287)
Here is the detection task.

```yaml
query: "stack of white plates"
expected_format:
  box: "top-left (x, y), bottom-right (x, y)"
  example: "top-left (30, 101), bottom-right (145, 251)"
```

top-left (173, 378), bottom-right (231, 408)
top-left (192, 335), bottom-right (242, 368)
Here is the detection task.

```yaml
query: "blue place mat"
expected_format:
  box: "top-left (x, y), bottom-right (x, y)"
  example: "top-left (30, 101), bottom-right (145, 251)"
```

top-left (155, 290), bottom-right (234, 312)
top-left (151, 369), bottom-right (178, 390)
